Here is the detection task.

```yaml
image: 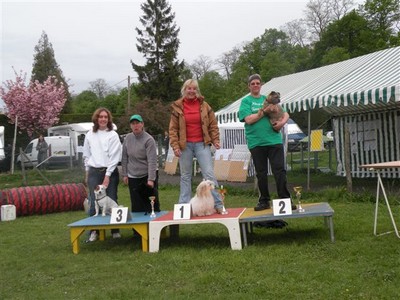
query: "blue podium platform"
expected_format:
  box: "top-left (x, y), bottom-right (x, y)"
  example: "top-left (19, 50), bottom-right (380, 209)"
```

top-left (68, 211), bottom-right (168, 254)
top-left (239, 202), bottom-right (335, 246)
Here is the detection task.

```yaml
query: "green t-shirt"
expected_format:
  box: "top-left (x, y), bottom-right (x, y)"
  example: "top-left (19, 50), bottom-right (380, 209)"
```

top-left (238, 94), bottom-right (283, 149)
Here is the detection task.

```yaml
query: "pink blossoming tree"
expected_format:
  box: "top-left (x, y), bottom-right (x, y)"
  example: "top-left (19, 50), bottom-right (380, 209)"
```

top-left (0, 71), bottom-right (66, 137)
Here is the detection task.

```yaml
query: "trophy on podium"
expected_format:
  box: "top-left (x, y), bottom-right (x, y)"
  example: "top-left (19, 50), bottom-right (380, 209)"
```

top-left (218, 185), bottom-right (228, 215)
top-left (293, 186), bottom-right (305, 213)
top-left (149, 196), bottom-right (156, 218)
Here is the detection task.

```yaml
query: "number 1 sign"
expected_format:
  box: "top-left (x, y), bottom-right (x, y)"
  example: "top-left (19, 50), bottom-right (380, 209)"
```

top-left (173, 203), bottom-right (191, 220)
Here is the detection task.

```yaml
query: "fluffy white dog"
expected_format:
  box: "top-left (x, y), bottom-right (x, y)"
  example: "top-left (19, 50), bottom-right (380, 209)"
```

top-left (93, 185), bottom-right (119, 216)
top-left (190, 180), bottom-right (216, 217)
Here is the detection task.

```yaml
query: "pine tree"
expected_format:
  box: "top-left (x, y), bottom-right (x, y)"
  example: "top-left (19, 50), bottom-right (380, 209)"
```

top-left (31, 31), bottom-right (72, 113)
top-left (132, 0), bottom-right (184, 102)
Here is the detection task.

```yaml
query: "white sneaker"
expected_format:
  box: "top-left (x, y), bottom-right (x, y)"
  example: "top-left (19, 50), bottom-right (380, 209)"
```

top-left (88, 231), bottom-right (98, 242)
top-left (112, 232), bottom-right (121, 239)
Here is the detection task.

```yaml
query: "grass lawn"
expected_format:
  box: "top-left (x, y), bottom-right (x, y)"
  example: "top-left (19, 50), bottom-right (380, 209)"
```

top-left (1, 176), bottom-right (400, 299)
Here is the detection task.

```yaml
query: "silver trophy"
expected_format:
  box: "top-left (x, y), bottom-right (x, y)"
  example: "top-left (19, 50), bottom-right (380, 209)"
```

top-left (293, 186), bottom-right (305, 213)
top-left (219, 185), bottom-right (228, 215)
top-left (149, 196), bottom-right (156, 218)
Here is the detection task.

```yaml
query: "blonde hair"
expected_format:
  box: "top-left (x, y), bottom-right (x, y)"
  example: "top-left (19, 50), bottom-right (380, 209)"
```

top-left (180, 79), bottom-right (202, 98)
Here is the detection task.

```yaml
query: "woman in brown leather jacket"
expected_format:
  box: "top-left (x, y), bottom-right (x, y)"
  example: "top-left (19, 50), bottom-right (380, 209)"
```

top-left (169, 79), bottom-right (223, 212)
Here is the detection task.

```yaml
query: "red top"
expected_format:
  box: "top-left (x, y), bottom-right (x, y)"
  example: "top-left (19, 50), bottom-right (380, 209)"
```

top-left (183, 98), bottom-right (203, 142)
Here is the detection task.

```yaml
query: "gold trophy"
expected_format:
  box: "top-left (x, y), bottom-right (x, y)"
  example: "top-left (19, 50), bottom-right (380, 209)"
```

top-left (149, 196), bottom-right (156, 218)
top-left (218, 185), bottom-right (228, 214)
top-left (293, 186), bottom-right (305, 213)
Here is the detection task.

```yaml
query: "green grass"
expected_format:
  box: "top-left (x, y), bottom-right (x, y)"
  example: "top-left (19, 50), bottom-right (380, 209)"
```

top-left (1, 171), bottom-right (400, 299)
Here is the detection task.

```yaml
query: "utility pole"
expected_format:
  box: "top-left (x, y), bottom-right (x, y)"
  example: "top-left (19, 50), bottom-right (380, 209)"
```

top-left (127, 75), bottom-right (131, 111)
top-left (11, 116), bottom-right (18, 174)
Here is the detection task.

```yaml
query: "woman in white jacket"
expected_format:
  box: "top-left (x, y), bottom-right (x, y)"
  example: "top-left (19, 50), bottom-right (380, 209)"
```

top-left (83, 107), bottom-right (122, 242)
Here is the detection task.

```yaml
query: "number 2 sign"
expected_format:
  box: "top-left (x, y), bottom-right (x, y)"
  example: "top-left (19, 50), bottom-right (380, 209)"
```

top-left (272, 198), bottom-right (292, 216)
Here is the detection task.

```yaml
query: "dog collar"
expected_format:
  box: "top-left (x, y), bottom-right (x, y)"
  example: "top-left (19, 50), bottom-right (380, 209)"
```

top-left (95, 194), bottom-right (107, 201)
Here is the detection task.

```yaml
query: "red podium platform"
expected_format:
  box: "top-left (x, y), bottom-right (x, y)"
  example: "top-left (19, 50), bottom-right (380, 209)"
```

top-left (148, 207), bottom-right (246, 252)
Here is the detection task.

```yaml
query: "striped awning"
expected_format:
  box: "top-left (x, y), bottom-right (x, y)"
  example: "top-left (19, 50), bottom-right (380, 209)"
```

top-left (216, 46), bottom-right (400, 122)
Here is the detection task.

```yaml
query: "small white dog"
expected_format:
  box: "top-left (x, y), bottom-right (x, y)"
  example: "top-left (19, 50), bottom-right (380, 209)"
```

top-left (93, 185), bottom-right (119, 216)
top-left (190, 180), bottom-right (216, 217)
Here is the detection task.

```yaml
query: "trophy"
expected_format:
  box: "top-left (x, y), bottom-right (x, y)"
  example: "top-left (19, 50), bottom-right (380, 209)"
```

top-left (149, 196), bottom-right (156, 218)
top-left (218, 185), bottom-right (228, 215)
top-left (293, 186), bottom-right (305, 213)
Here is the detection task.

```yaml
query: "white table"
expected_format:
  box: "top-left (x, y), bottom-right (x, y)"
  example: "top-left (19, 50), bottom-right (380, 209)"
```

top-left (148, 208), bottom-right (245, 252)
top-left (360, 161), bottom-right (400, 239)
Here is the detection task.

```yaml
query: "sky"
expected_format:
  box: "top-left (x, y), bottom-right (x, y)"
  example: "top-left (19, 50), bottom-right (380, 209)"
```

top-left (1, 0), bottom-right (311, 108)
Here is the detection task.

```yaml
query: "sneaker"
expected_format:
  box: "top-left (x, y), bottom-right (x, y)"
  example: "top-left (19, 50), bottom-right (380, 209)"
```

top-left (254, 201), bottom-right (271, 211)
top-left (291, 203), bottom-right (297, 210)
top-left (87, 231), bottom-right (98, 242)
top-left (112, 232), bottom-right (121, 239)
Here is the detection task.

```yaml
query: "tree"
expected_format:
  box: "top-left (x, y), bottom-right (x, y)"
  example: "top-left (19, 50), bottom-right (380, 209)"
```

top-left (361, 0), bottom-right (400, 46)
top-left (310, 10), bottom-right (380, 66)
top-left (217, 46), bottom-right (242, 80)
top-left (121, 98), bottom-right (170, 135)
top-left (304, 0), bottom-right (356, 41)
top-left (189, 55), bottom-right (214, 79)
top-left (260, 52), bottom-right (294, 82)
top-left (31, 31), bottom-right (71, 113)
top-left (71, 90), bottom-right (99, 114)
top-left (131, 0), bottom-right (184, 102)
top-left (282, 19), bottom-right (310, 47)
top-left (0, 71), bottom-right (67, 137)
top-left (321, 46), bottom-right (351, 65)
top-left (89, 78), bottom-right (111, 99)
top-left (198, 71), bottom-right (227, 110)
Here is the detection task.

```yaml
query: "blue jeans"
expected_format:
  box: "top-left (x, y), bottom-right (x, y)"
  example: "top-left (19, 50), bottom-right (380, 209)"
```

top-left (179, 142), bottom-right (223, 209)
top-left (87, 167), bottom-right (120, 234)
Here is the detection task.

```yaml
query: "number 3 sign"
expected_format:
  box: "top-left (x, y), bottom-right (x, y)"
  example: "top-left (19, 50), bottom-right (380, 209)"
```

top-left (110, 207), bottom-right (132, 224)
top-left (272, 198), bottom-right (292, 216)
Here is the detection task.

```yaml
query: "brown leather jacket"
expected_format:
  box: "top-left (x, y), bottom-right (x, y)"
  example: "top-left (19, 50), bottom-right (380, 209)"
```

top-left (169, 97), bottom-right (220, 151)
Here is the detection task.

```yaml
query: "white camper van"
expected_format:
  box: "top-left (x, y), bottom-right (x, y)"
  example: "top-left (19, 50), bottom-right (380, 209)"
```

top-left (16, 136), bottom-right (75, 168)
top-left (47, 122), bottom-right (118, 161)
top-left (47, 122), bottom-right (93, 161)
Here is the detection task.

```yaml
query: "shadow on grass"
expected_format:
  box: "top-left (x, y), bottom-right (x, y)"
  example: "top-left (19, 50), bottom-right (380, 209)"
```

top-left (246, 227), bottom-right (330, 246)
top-left (161, 234), bottom-right (233, 250)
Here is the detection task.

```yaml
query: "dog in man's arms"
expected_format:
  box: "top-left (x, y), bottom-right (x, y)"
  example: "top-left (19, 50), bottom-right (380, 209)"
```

top-left (93, 184), bottom-right (119, 216)
top-left (190, 180), bottom-right (216, 217)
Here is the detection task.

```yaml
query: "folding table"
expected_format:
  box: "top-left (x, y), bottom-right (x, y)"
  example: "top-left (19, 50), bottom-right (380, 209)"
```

top-left (360, 161), bottom-right (400, 238)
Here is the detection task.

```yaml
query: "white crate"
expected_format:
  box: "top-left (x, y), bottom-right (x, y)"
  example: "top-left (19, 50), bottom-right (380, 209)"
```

top-left (1, 204), bottom-right (16, 221)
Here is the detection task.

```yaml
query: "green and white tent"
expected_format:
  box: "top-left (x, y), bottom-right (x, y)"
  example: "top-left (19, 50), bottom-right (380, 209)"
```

top-left (217, 46), bottom-right (400, 178)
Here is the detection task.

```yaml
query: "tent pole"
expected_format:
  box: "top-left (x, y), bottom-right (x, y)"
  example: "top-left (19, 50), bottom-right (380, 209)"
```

top-left (307, 110), bottom-right (311, 191)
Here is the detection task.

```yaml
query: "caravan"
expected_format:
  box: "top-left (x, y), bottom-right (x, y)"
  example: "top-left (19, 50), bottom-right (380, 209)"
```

top-left (16, 136), bottom-right (75, 168)
top-left (47, 122), bottom-right (118, 161)
top-left (47, 122), bottom-right (93, 161)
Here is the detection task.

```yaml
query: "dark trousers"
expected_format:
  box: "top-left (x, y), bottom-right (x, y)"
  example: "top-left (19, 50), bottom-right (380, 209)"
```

top-left (250, 144), bottom-right (291, 203)
top-left (87, 167), bottom-right (120, 234)
top-left (128, 171), bottom-right (160, 213)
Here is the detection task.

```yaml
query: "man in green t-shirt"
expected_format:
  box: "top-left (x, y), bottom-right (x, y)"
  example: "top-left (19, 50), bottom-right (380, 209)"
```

top-left (238, 74), bottom-right (294, 211)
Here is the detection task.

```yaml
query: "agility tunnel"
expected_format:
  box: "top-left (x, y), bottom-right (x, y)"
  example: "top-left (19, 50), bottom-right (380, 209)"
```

top-left (1, 183), bottom-right (87, 217)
